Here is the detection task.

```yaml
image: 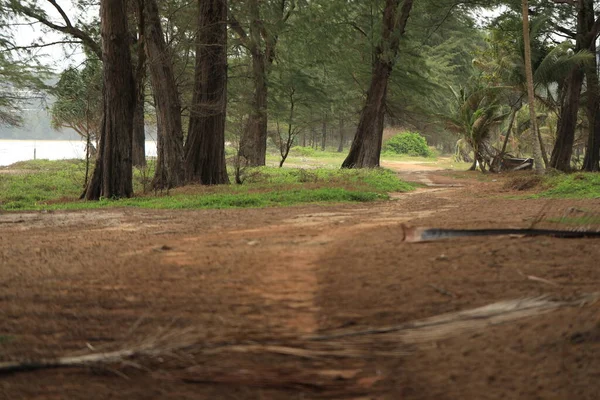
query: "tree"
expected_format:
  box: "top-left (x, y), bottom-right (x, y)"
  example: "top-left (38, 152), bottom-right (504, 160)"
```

top-left (4, 0), bottom-right (148, 166)
top-left (230, 0), bottom-right (296, 166)
top-left (143, 0), bottom-right (185, 189)
top-left (51, 60), bottom-right (102, 143)
top-left (444, 84), bottom-right (508, 172)
top-left (184, 0), bottom-right (229, 184)
top-left (84, 0), bottom-right (135, 200)
top-left (342, 0), bottom-right (415, 168)
top-left (521, 0), bottom-right (544, 173)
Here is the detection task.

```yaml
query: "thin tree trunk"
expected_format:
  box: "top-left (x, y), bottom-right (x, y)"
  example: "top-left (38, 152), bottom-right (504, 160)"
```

top-left (521, 0), bottom-right (544, 173)
top-left (337, 118), bottom-right (345, 153)
top-left (132, 97), bottom-right (146, 167)
top-left (321, 117), bottom-right (327, 151)
top-left (342, 0), bottom-right (414, 168)
top-left (144, 0), bottom-right (185, 189)
top-left (84, 0), bottom-right (135, 200)
top-left (184, 0), bottom-right (229, 184)
top-left (501, 107), bottom-right (518, 154)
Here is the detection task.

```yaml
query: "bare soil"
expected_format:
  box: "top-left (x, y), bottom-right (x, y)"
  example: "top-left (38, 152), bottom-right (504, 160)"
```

top-left (1, 164), bottom-right (600, 399)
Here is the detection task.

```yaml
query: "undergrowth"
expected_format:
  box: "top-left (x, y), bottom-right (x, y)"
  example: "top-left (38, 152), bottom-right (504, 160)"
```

top-left (536, 173), bottom-right (600, 199)
top-left (0, 160), bottom-right (414, 211)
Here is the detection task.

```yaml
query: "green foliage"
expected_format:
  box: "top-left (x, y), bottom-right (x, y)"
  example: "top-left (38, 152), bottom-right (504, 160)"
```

top-left (537, 173), bottom-right (600, 199)
top-left (0, 160), bottom-right (414, 211)
top-left (289, 146), bottom-right (316, 157)
top-left (51, 58), bottom-right (102, 139)
top-left (383, 132), bottom-right (432, 157)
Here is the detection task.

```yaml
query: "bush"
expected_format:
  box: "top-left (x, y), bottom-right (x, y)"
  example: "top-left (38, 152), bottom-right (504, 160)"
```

top-left (289, 146), bottom-right (315, 157)
top-left (383, 131), bottom-right (432, 157)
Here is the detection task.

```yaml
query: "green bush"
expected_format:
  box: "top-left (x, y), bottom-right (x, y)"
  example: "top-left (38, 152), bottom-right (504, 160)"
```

top-left (383, 131), bottom-right (432, 157)
top-left (289, 146), bottom-right (316, 157)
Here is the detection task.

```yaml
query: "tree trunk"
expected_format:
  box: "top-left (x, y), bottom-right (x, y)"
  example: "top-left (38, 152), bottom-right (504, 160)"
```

top-left (337, 118), bottom-right (345, 153)
top-left (321, 117), bottom-right (327, 151)
top-left (583, 0), bottom-right (600, 171)
top-left (144, 0), bottom-right (185, 189)
top-left (521, 0), bottom-right (544, 173)
top-left (131, 0), bottom-right (147, 167)
top-left (238, 50), bottom-right (268, 166)
top-left (342, 0), bottom-right (414, 168)
top-left (132, 91), bottom-right (146, 167)
top-left (550, 68), bottom-right (584, 171)
top-left (84, 0), bottom-right (135, 200)
top-left (583, 56), bottom-right (600, 171)
top-left (550, 0), bottom-right (593, 172)
top-left (184, 0), bottom-right (229, 184)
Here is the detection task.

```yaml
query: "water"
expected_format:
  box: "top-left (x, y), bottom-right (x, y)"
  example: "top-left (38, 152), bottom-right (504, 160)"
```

top-left (0, 140), bottom-right (158, 167)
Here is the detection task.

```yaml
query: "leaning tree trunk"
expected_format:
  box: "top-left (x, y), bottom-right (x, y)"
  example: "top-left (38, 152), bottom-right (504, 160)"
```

top-left (342, 0), bottom-right (414, 168)
top-left (521, 0), bottom-right (544, 173)
top-left (144, 0), bottom-right (185, 189)
top-left (184, 0), bottom-right (229, 184)
top-left (84, 0), bottom-right (135, 200)
top-left (238, 42), bottom-right (268, 166)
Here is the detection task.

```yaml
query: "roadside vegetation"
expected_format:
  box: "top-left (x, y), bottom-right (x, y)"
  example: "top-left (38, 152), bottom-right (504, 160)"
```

top-left (0, 158), bottom-right (415, 211)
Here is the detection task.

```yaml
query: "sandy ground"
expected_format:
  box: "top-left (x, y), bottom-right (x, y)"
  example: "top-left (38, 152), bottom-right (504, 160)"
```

top-left (1, 163), bottom-right (599, 399)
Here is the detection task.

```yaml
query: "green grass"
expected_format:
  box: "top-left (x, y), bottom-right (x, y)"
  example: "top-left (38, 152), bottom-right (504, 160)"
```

top-left (536, 173), bottom-right (600, 199)
top-left (264, 148), bottom-right (442, 169)
top-left (0, 159), bottom-right (414, 211)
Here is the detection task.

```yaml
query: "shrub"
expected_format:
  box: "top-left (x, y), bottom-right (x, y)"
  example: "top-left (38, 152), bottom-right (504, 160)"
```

top-left (289, 146), bottom-right (315, 157)
top-left (383, 131), bottom-right (432, 157)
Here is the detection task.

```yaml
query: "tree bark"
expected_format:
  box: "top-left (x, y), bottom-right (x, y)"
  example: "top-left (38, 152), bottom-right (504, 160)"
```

top-left (582, 0), bottom-right (600, 171)
top-left (337, 118), bottom-right (345, 153)
top-left (238, 48), bottom-right (268, 166)
top-left (132, 0), bottom-right (147, 167)
top-left (84, 0), bottom-right (135, 200)
top-left (521, 0), bottom-right (545, 173)
top-left (184, 0), bottom-right (230, 184)
top-left (550, 0), bottom-right (593, 172)
top-left (321, 117), bottom-right (327, 151)
top-left (144, 0), bottom-right (185, 189)
top-left (342, 0), bottom-right (414, 168)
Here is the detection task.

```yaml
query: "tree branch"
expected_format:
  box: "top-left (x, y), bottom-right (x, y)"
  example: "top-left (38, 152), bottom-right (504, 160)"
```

top-left (12, 2), bottom-right (102, 58)
top-left (228, 14), bottom-right (249, 45)
top-left (1, 40), bottom-right (84, 53)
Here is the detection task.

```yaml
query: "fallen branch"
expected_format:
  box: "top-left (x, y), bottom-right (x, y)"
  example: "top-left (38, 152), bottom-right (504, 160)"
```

top-left (401, 224), bottom-right (600, 243)
top-left (2, 292), bottom-right (598, 375)
top-left (305, 292), bottom-right (600, 342)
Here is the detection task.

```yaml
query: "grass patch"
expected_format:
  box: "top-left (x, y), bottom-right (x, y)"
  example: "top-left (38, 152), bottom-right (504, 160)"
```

top-left (536, 173), bottom-right (600, 199)
top-left (1, 160), bottom-right (414, 211)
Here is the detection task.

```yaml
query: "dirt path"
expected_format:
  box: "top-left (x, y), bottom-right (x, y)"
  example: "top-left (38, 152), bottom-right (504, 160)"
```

top-left (1, 164), bottom-right (599, 399)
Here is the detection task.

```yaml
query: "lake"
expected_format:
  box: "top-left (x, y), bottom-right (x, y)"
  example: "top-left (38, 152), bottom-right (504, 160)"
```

top-left (0, 140), bottom-right (158, 167)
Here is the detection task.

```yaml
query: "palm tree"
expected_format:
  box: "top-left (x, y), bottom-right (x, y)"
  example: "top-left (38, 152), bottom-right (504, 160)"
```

top-left (445, 84), bottom-right (509, 172)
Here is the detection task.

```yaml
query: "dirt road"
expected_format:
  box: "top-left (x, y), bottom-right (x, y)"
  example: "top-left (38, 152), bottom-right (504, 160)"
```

top-left (1, 164), bottom-right (599, 399)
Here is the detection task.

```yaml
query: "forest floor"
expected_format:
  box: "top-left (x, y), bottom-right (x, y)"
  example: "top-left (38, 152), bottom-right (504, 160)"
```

top-left (1, 160), bottom-right (600, 399)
